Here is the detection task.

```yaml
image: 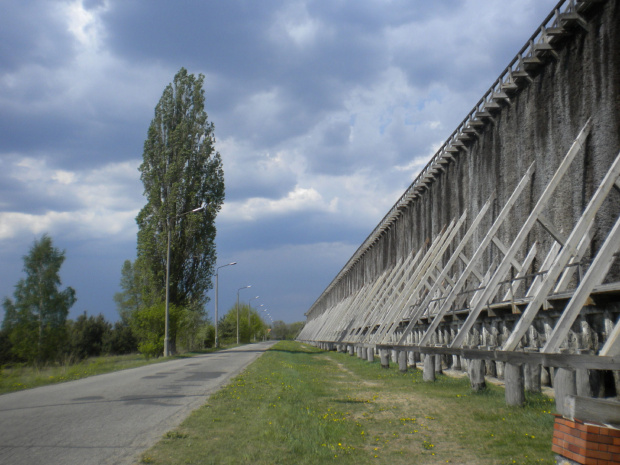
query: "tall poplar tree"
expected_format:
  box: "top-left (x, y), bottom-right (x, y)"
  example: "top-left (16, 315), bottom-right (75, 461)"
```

top-left (2, 234), bottom-right (76, 363)
top-left (136, 68), bottom-right (225, 313)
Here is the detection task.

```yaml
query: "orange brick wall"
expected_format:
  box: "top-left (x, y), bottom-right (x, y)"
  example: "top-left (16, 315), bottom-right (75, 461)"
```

top-left (552, 414), bottom-right (620, 465)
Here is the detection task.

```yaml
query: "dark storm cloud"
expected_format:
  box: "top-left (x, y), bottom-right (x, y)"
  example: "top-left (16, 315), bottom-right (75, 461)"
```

top-left (218, 210), bottom-right (368, 253)
top-left (0, 0), bottom-right (75, 73)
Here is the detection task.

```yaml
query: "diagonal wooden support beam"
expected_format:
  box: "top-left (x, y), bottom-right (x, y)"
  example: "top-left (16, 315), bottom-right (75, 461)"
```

top-left (370, 216), bottom-right (465, 343)
top-left (543, 213), bottom-right (620, 353)
top-left (502, 241), bottom-right (538, 301)
top-left (492, 236), bottom-right (526, 272)
top-left (349, 251), bottom-right (422, 343)
top-left (401, 161), bottom-right (537, 347)
top-left (502, 148), bottom-right (620, 352)
top-left (554, 224), bottom-right (593, 293)
top-left (451, 119), bottom-right (592, 349)
top-left (354, 248), bottom-right (426, 343)
top-left (600, 316), bottom-right (620, 357)
top-left (460, 252), bottom-right (485, 282)
top-left (392, 199), bottom-right (495, 345)
top-left (537, 214), bottom-right (568, 245)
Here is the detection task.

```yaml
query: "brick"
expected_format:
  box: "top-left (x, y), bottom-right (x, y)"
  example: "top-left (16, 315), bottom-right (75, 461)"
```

top-left (593, 435), bottom-right (615, 446)
top-left (584, 424), bottom-right (602, 435)
top-left (556, 423), bottom-right (571, 434)
top-left (591, 450), bottom-right (613, 461)
top-left (606, 428), bottom-right (620, 439)
top-left (552, 444), bottom-right (564, 455)
top-left (565, 449), bottom-right (585, 464)
top-left (567, 434), bottom-right (588, 449)
top-left (607, 444), bottom-right (620, 454)
top-left (568, 442), bottom-right (587, 457)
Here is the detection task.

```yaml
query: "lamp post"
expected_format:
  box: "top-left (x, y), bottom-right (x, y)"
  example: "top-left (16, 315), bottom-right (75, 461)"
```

top-left (237, 285), bottom-right (251, 344)
top-left (215, 262), bottom-right (236, 348)
top-left (164, 203), bottom-right (206, 357)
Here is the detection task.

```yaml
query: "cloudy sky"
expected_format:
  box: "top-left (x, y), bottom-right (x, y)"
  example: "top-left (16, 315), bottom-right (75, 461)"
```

top-left (0, 0), bottom-right (559, 325)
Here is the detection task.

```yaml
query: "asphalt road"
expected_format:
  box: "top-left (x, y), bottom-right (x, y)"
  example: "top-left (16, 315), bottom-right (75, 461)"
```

top-left (0, 341), bottom-right (276, 465)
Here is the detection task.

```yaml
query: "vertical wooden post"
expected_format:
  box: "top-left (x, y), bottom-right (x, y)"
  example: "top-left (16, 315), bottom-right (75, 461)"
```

top-left (505, 362), bottom-right (525, 406)
top-left (423, 355), bottom-right (436, 382)
top-left (468, 359), bottom-right (486, 391)
top-left (398, 350), bottom-right (408, 372)
top-left (576, 369), bottom-right (593, 397)
top-left (496, 361), bottom-right (505, 379)
top-left (435, 353), bottom-right (443, 374)
top-left (380, 349), bottom-right (390, 368)
top-left (554, 368), bottom-right (577, 416)
top-left (524, 363), bottom-right (541, 393)
top-left (408, 350), bottom-right (416, 368)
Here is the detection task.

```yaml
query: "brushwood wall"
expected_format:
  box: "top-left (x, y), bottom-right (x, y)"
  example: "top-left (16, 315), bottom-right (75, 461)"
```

top-left (304, 1), bottom-right (620, 331)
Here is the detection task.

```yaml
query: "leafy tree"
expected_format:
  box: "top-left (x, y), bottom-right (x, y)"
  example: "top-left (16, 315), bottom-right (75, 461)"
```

top-left (135, 67), bottom-right (225, 316)
top-left (113, 259), bottom-right (145, 323)
top-left (218, 304), bottom-right (268, 344)
top-left (130, 302), bottom-right (183, 358)
top-left (67, 313), bottom-right (111, 360)
top-left (2, 235), bottom-right (76, 364)
top-left (103, 321), bottom-right (138, 355)
top-left (271, 320), bottom-right (305, 340)
top-left (176, 303), bottom-right (209, 352)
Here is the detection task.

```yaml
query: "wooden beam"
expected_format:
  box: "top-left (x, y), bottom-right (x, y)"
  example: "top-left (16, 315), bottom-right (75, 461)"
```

top-left (503, 147), bottom-right (620, 351)
top-left (453, 119), bottom-right (592, 349)
top-left (416, 162), bottom-right (537, 348)
top-left (537, 214), bottom-right (568, 245)
top-left (565, 396), bottom-right (620, 426)
top-left (543, 213), bottom-right (620, 353)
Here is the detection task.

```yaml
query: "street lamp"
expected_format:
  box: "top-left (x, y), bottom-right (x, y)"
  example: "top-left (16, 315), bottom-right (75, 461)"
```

top-left (215, 262), bottom-right (236, 348)
top-left (237, 285), bottom-right (251, 344)
top-left (165, 203), bottom-right (206, 357)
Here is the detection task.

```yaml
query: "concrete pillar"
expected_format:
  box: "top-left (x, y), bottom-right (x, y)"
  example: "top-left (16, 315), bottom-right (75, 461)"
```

top-left (391, 350), bottom-right (398, 363)
top-left (348, 345), bottom-right (355, 356)
top-left (554, 368), bottom-right (577, 417)
top-left (367, 347), bottom-right (375, 363)
top-left (423, 355), bottom-right (435, 382)
top-left (380, 349), bottom-right (390, 369)
top-left (362, 347), bottom-right (368, 360)
top-left (468, 359), bottom-right (486, 391)
top-left (398, 351), bottom-right (408, 373)
top-left (452, 355), bottom-right (461, 371)
top-left (505, 363), bottom-right (525, 406)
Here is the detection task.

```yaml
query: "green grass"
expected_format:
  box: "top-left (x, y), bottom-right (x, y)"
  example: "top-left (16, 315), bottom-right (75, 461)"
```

top-left (0, 347), bottom-right (225, 395)
top-left (139, 341), bottom-right (556, 465)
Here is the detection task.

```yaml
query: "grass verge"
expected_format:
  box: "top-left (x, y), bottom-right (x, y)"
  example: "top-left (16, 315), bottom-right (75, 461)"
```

top-left (0, 348), bottom-right (223, 395)
top-left (139, 341), bottom-right (556, 465)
